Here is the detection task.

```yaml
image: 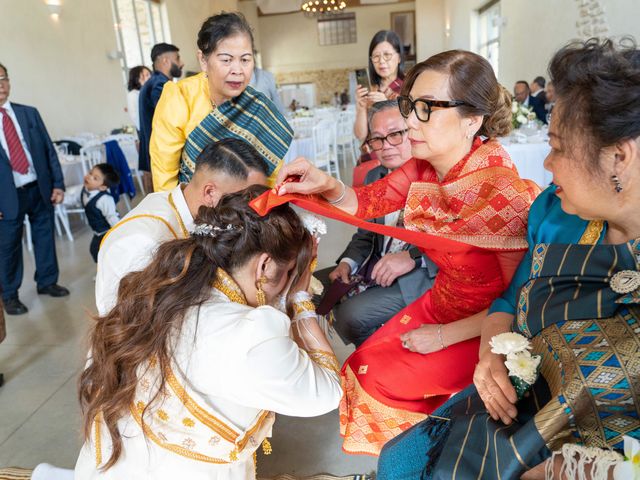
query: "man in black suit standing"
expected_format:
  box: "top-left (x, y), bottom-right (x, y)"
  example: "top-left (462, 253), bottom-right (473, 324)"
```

top-left (0, 63), bottom-right (69, 315)
top-left (138, 43), bottom-right (183, 193)
top-left (514, 80), bottom-right (547, 124)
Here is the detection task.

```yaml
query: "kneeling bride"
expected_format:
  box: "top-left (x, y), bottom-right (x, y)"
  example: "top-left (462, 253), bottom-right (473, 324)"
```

top-left (75, 185), bottom-right (342, 479)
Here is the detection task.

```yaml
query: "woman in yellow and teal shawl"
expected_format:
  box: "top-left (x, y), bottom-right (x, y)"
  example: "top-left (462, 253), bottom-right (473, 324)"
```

top-left (378, 38), bottom-right (640, 479)
top-left (150, 13), bottom-right (292, 192)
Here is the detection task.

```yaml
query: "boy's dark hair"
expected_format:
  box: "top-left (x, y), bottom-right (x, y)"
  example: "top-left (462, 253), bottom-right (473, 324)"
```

top-left (194, 138), bottom-right (269, 178)
top-left (95, 163), bottom-right (120, 188)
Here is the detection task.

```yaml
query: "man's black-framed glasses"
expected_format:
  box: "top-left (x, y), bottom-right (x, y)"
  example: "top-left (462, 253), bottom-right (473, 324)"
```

top-left (397, 95), bottom-right (473, 123)
top-left (366, 129), bottom-right (409, 151)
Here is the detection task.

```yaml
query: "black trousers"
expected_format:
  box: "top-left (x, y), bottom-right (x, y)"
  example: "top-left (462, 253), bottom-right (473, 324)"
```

top-left (90, 234), bottom-right (105, 263)
top-left (0, 182), bottom-right (59, 300)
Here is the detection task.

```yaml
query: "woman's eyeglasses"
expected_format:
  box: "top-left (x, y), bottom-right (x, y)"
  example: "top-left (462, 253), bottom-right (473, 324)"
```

top-left (397, 96), bottom-right (473, 123)
top-left (366, 129), bottom-right (409, 151)
top-left (370, 52), bottom-right (397, 64)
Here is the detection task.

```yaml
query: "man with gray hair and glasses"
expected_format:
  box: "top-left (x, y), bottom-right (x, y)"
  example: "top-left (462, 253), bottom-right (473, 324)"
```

top-left (316, 100), bottom-right (437, 346)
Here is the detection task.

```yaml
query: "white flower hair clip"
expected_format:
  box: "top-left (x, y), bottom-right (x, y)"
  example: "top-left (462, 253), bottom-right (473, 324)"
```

top-left (299, 213), bottom-right (327, 238)
top-left (191, 223), bottom-right (243, 238)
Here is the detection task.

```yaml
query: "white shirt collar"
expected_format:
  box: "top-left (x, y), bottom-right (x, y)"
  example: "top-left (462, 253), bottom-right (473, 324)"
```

top-left (171, 184), bottom-right (195, 232)
top-left (83, 188), bottom-right (101, 199)
top-left (0, 101), bottom-right (14, 115)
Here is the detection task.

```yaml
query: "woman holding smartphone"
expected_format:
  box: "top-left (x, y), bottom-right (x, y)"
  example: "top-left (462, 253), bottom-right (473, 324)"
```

top-left (354, 30), bottom-right (405, 164)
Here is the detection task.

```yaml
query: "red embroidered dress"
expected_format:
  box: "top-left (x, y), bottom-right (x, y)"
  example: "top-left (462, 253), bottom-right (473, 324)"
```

top-left (339, 138), bottom-right (540, 455)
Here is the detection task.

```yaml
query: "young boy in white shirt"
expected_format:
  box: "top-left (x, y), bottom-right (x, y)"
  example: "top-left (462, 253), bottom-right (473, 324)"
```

top-left (72, 164), bottom-right (120, 262)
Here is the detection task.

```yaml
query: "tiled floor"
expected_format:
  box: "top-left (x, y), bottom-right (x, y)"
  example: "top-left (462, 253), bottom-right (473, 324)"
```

top-left (0, 164), bottom-right (378, 476)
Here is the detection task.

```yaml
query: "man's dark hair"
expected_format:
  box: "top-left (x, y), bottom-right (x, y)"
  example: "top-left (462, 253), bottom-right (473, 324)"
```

top-left (367, 99), bottom-right (399, 130)
top-left (515, 80), bottom-right (530, 91)
top-left (194, 138), bottom-right (269, 179)
top-left (0, 62), bottom-right (7, 76)
top-left (94, 163), bottom-right (120, 188)
top-left (151, 43), bottom-right (179, 63)
top-left (532, 76), bottom-right (546, 88)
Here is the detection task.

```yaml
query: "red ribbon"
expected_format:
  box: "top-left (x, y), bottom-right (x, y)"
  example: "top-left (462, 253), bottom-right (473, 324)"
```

top-left (249, 188), bottom-right (519, 254)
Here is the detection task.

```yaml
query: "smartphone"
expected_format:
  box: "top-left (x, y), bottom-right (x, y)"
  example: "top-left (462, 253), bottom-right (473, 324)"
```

top-left (355, 68), bottom-right (370, 90)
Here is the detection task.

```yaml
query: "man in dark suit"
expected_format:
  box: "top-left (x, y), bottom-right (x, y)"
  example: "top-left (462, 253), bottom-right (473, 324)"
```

top-left (514, 80), bottom-right (547, 124)
top-left (316, 100), bottom-right (437, 346)
top-left (531, 75), bottom-right (547, 106)
top-left (138, 43), bottom-right (183, 193)
top-left (0, 63), bottom-right (69, 315)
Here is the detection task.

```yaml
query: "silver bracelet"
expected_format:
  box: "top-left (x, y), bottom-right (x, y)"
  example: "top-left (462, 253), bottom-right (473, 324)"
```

top-left (324, 179), bottom-right (346, 205)
top-left (437, 324), bottom-right (447, 349)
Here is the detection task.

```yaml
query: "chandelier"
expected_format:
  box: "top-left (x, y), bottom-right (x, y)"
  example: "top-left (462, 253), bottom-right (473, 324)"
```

top-left (301, 0), bottom-right (348, 15)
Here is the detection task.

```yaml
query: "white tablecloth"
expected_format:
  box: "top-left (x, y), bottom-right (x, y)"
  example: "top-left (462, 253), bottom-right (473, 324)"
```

top-left (502, 141), bottom-right (552, 188)
top-left (284, 137), bottom-right (314, 164)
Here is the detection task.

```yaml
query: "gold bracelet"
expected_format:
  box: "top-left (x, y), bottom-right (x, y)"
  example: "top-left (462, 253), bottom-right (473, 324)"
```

top-left (437, 324), bottom-right (447, 349)
top-left (294, 299), bottom-right (316, 316)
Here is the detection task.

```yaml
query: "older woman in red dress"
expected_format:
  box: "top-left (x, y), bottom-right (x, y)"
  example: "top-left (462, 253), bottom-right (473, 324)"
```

top-left (275, 50), bottom-right (541, 455)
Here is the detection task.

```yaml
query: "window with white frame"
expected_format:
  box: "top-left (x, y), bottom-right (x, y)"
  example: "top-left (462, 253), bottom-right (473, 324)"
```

top-left (111, 0), bottom-right (171, 71)
top-left (476, 0), bottom-right (501, 76)
top-left (318, 13), bottom-right (357, 46)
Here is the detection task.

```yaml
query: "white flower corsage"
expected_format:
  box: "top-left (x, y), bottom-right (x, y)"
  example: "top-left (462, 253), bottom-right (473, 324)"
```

top-left (490, 332), bottom-right (541, 399)
top-left (614, 435), bottom-right (640, 479)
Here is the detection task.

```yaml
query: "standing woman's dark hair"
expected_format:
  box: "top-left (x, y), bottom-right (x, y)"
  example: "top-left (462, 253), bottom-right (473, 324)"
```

top-left (368, 30), bottom-right (405, 88)
top-left (79, 184), bottom-right (312, 469)
top-left (401, 49), bottom-right (513, 139)
top-left (197, 11), bottom-right (255, 56)
top-left (127, 65), bottom-right (151, 91)
top-left (151, 10), bottom-right (293, 191)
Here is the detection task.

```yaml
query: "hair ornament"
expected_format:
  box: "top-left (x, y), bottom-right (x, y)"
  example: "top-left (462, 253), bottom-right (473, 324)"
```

top-left (192, 222), bottom-right (243, 238)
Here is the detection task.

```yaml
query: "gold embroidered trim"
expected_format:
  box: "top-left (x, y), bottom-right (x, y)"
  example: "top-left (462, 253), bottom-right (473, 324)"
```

top-left (238, 410), bottom-right (272, 452)
top-left (213, 269), bottom-right (248, 306)
top-left (307, 349), bottom-right (340, 377)
top-left (293, 300), bottom-right (316, 316)
top-left (94, 414), bottom-right (102, 467)
top-left (164, 366), bottom-right (272, 453)
top-left (579, 220), bottom-right (604, 245)
top-left (168, 191), bottom-right (190, 238)
top-left (129, 403), bottom-right (230, 464)
top-left (165, 368), bottom-right (240, 444)
top-left (340, 364), bottom-right (427, 455)
top-left (99, 214), bottom-right (179, 249)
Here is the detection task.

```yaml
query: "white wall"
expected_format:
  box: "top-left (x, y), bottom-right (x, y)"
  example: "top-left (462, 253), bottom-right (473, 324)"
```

top-left (0, 0), bottom-right (126, 139)
top-left (237, 0), bottom-right (262, 58)
top-left (0, 0), bottom-right (237, 139)
top-left (415, 0), bottom-right (445, 61)
top-left (428, 0), bottom-right (640, 91)
top-left (258, 2), bottom-right (416, 73)
top-left (166, 0), bottom-right (239, 73)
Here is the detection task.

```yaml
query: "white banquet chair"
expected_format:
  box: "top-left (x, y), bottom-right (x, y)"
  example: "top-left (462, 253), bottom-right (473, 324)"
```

top-left (336, 110), bottom-right (356, 168)
top-left (311, 119), bottom-right (340, 181)
top-left (55, 141), bottom-right (106, 241)
top-left (289, 117), bottom-right (315, 138)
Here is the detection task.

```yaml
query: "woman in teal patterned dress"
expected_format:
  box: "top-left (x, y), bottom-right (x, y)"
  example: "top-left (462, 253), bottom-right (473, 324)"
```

top-left (378, 38), bottom-right (640, 479)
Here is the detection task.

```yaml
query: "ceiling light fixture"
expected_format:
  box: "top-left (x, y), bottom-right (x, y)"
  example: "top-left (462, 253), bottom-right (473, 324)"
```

top-left (301, 0), bottom-right (348, 16)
